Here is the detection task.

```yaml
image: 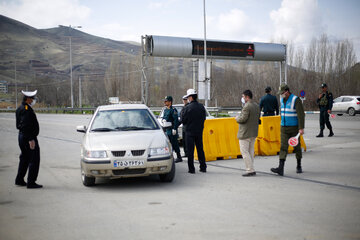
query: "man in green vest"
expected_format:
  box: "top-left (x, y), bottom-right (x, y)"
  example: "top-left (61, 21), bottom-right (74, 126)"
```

top-left (162, 96), bottom-right (182, 163)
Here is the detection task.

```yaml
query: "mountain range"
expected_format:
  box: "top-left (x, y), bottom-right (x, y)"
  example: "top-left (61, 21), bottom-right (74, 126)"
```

top-left (0, 14), bottom-right (140, 85)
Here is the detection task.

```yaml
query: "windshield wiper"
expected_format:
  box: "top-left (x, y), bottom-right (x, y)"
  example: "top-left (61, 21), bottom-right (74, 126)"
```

top-left (115, 126), bottom-right (148, 131)
top-left (91, 128), bottom-right (115, 132)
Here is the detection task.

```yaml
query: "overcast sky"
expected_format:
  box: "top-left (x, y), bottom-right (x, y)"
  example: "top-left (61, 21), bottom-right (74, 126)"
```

top-left (1, 0), bottom-right (359, 59)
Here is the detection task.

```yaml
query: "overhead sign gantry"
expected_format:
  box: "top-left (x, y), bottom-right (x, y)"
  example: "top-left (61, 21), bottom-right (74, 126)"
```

top-left (141, 35), bottom-right (287, 105)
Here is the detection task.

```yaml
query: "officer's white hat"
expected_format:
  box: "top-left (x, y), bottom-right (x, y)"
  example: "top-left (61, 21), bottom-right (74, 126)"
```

top-left (184, 88), bottom-right (197, 98)
top-left (21, 90), bottom-right (37, 98)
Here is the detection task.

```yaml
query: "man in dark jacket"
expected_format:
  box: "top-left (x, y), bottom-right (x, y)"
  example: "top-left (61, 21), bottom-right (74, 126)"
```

top-left (316, 83), bottom-right (334, 137)
top-left (259, 86), bottom-right (279, 116)
top-left (181, 89), bottom-right (207, 174)
top-left (15, 90), bottom-right (43, 188)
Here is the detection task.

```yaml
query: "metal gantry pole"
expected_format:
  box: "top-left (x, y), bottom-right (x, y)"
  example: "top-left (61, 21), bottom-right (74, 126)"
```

top-left (140, 36), bottom-right (148, 105)
top-left (279, 61), bottom-right (282, 85)
top-left (284, 44), bottom-right (287, 84)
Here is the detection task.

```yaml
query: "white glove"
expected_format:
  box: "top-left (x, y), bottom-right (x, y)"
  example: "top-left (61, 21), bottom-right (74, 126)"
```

top-left (172, 129), bottom-right (176, 135)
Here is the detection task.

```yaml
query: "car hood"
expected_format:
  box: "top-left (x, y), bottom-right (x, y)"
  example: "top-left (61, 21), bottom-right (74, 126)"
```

top-left (84, 130), bottom-right (168, 151)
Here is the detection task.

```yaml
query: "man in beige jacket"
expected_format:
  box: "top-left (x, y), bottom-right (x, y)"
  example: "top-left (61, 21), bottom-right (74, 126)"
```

top-left (236, 90), bottom-right (260, 177)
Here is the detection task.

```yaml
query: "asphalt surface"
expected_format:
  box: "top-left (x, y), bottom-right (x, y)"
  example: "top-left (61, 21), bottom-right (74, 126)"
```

top-left (0, 112), bottom-right (359, 240)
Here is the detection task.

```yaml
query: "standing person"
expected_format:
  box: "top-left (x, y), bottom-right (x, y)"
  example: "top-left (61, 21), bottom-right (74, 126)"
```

top-left (259, 86), bottom-right (279, 116)
top-left (15, 90), bottom-right (43, 188)
top-left (316, 83), bottom-right (334, 137)
top-left (236, 90), bottom-right (260, 177)
top-left (271, 83), bottom-right (305, 176)
top-left (181, 89), bottom-right (207, 174)
top-left (162, 96), bottom-right (182, 163)
top-left (179, 95), bottom-right (189, 157)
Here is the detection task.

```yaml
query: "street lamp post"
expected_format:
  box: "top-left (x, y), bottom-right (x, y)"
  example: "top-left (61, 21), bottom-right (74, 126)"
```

top-left (203, 0), bottom-right (209, 107)
top-left (68, 25), bottom-right (81, 108)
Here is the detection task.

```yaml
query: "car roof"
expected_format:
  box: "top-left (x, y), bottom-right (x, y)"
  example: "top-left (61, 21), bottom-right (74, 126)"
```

top-left (337, 96), bottom-right (360, 98)
top-left (96, 104), bottom-right (150, 111)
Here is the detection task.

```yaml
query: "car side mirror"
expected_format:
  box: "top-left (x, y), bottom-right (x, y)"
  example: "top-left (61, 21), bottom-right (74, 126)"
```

top-left (76, 125), bottom-right (87, 133)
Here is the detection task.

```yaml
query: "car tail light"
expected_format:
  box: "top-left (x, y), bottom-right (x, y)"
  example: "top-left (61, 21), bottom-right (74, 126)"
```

top-left (357, 102), bottom-right (360, 105)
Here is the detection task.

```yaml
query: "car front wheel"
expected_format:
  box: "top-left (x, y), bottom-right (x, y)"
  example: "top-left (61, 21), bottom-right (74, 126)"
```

top-left (81, 168), bottom-right (95, 186)
top-left (348, 107), bottom-right (356, 116)
top-left (159, 160), bottom-right (175, 182)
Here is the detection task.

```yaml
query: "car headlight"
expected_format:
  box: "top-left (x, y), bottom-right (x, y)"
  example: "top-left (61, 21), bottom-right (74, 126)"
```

top-left (85, 150), bottom-right (108, 158)
top-left (149, 146), bottom-right (170, 157)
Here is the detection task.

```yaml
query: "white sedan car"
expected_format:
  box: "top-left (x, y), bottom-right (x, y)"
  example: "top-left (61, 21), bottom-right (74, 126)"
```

top-left (77, 104), bottom-right (175, 186)
top-left (332, 96), bottom-right (360, 116)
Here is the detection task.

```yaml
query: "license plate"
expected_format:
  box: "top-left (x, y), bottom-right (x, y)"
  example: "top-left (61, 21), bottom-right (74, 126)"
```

top-left (113, 160), bottom-right (145, 167)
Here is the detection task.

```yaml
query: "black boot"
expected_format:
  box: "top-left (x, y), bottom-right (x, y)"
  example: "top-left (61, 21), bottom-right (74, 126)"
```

top-left (296, 159), bottom-right (303, 173)
top-left (175, 152), bottom-right (183, 163)
top-left (271, 159), bottom-right (285, 176)
top-left (328, 129), bottom-right (334, 137)
top-left (316, 129), bottom-right (324, 137)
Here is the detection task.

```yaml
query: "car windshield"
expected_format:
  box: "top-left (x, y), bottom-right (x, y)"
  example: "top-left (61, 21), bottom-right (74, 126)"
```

top-left (90, 109), bottom-right (159, 132)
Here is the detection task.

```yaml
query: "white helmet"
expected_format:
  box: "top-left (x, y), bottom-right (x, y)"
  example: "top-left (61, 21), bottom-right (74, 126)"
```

top-left (21, 90), bottom-right (37, 97)
top-left (185, 88), bottom-right (197, 98)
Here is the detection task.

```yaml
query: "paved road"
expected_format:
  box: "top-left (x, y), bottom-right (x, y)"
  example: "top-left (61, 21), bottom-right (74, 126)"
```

top-left (0, 112), bottom-right (359, 240)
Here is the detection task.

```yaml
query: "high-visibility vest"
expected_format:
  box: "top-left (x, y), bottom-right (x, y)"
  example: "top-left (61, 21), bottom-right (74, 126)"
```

top-left (280, 94), bottom-right (298, 126)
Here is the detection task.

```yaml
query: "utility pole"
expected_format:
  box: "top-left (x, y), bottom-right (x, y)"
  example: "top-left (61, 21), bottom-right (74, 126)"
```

top-left (79, 76), bottom-right (82, 108)
top-left (67, 25), bottom-right (82, 108)
top-left (15, 60), bottom-right (17, 108)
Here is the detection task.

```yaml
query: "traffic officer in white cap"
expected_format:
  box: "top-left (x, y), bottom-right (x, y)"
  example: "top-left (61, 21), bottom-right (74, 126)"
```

top-left (181, 89), bottom-right (207, 173)
top-left (15, 90), bottom-right (43, 188)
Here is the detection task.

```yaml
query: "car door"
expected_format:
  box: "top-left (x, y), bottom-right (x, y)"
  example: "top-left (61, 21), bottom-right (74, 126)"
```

top-left (342, 97), bottom-right (353, 111)
top-left (332, 97), bottom-right (343, 111)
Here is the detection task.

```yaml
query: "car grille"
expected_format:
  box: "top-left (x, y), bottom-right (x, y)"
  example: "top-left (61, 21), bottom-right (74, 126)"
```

top-left (113, 169), bottom-right (146, 175)
top-left (131, 150), bottom-right (145, 156)
top-left (112, 151), bottom-right (126, 157)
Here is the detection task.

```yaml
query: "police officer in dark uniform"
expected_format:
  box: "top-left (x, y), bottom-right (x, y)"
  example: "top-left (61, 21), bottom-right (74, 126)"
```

top-left (162, 96), bottom-right (182, 163)
top-left (316, 83), bottom-right (334, 137)
top-left (15, 90), bottom-right (43, 188)
top-left (181, 89), bottom-right (207, 174)
top-left (259, 86), bottom-right (279, 116)
top-left (179, 95), bottom-right (189, 157)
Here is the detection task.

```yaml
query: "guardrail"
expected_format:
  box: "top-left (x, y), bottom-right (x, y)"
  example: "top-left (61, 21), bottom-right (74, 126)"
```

top-left (0, 106), bottom-right (241, 116)
top-left (0, 107), bottom-right (97, 114)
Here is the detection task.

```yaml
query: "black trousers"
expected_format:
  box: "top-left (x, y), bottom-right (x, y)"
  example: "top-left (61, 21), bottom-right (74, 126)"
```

top-left (319, 109), bottom-right (332, 130)
top-left (167, 133), bottom-right (180, 155)
top-left (186, 133), bottom-right (206, 172)
top-left (16, 133), bottom-right (40, 184)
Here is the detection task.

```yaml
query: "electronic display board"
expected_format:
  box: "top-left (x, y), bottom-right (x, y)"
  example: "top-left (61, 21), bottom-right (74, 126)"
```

top-left (192, 40), bottom-right (254, 58)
